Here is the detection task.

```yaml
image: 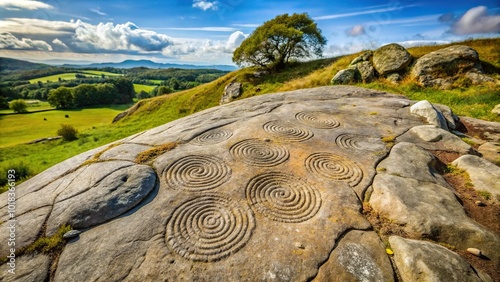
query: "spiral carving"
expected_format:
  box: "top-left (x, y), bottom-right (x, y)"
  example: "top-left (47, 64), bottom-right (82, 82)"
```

top-left (246, 172), bottom-right (322, 223)
top-left (305, 153), bottom-right (363, 187)
top-left (295, 111), bottom-right (340, 129)
top-left (263, 121), bottom-right (313, 142)
top-left (230, 139), bottom-right (289, 167)
top-left (335, 134), bottom-right (385, 152)
top-left (165, 155), bottom-right (231, 191)
top-left (191, 129), bottom-right (233, 145)
top-left (166, 193), bottom-right (255, 262)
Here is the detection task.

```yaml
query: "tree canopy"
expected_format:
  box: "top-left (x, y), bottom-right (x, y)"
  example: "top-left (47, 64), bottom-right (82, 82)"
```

top-left (233, 13), bottom-right (327, 70)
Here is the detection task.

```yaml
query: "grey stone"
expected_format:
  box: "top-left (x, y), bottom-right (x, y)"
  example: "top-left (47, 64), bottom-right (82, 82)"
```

top-left (98, 143), bottom-right (153, 162)
top-left (389, 236), bottom-right (482, 282)
top-left (314, 230), bottom-right (394, 282)
top-left (370, 174), bottom-right (500, 261)
top-left (398, 125), bottom-right (474, 155)
top-left (386, 72), bottom-right (402, 84)
top-left (372, 43), bottom-right (412, 75)
top-left (46, 164), bottom-right (157, 235)
top-left (466, 71), bottom-right (495, 84)
top-left (0, 254), bottom-right (51, 282)
top-left (410, 100), bottom-right (449, 130)
top-left (354, 61), bottom-right (375, 83)
top-left (350, 51), bottom-right (373, 65)
top-left (331, 69), bottom-right (358, 84)
top-left (220, 81), bottom-right (242, 104)
top-left (460, 116), bottom-right (500, 142)
top-left (433, 103), bottom-right (459, 130)
top-left (452, 155), bottom-right (500, 202)
top-left (411, 45), bottom-right (483, 88)
top-left (63, 230), bottom-right (82, 239)
top-left (478, 142), bottom-right (500, 165)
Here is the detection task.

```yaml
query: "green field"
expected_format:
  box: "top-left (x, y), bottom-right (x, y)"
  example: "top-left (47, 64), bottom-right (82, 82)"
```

top-left (134, 84), bottom-right (156, 93)
top-left (0, 104), bottom-right (132, 148)
top-left (29, 70), bottom-right (122, 83)
top-left (0, 100), bottom-right (54, 114)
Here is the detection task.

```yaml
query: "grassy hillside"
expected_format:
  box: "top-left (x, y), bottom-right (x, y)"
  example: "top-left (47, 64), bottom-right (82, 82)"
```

top-left (1, 38), bottom-right (499, 189)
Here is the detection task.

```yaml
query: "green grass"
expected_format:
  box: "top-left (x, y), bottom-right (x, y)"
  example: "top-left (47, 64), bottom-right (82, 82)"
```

top-left (0, 100), bottom-right (54, 114)
top-left (28, 70), bottom-right (122, 83)
top-left (134, 84), bottom-right (156, 93)
top-left (0, 104), bottom-right (132, 147)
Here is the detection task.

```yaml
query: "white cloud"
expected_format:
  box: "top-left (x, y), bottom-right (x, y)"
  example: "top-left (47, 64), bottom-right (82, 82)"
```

top-left (52, 38), bottom-right (68, 48)
top-left (451, 6), bottom-right (500, 35)
top-left (0, 0), bottom-right (53, 11)
top-left (90, 8), bottom-right (107, 16)
top-left (347, 25), bottom-right (365, 36)
top-left (73, 21), bottom-right (174, 52)
top-left (0, 32), bottom-right (52, 51)
top-left (161, 27), bottom-right (237, 32)
top-left (226, 31), bottom-right (248, 49)
top-left (0, 18), bottom-right (77, 35)
top-left (314, 5), bottom-right (418, 21)
top-left (192, 0), bottom-right (219, 11)
top-left (391, 40), bottom-right (451, 48)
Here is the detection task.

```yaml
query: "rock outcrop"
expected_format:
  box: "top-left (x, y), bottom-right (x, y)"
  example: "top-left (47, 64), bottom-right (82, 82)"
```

top-left (220, 81), bottom-right (242, 104)
top-left (1, 86), bottom-right (498, 281)
top-left (411, 45), bottom-right (490, 89)
top-left (372, 43), bottom-right (412, 76)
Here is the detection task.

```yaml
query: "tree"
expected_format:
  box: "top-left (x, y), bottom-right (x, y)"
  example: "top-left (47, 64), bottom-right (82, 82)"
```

top-left (10, 99), bottom-right (28, 113)
top-left (0, 96), bottom-right (9, 109)
top-left (233, 13), bottom-right (327, 70)
top-left (73, 84), bottom-right (97, 106)
top-left (48, 87), bottom-right (73, 109)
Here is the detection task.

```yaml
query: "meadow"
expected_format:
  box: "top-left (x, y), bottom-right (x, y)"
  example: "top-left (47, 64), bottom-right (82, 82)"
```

top-left (0, 104), bottom-right (132, 148)
top-left (28, 70), bottom-right (122, 83)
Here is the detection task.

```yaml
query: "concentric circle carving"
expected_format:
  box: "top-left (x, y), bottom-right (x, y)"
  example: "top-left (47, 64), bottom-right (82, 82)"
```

top-left (191, 129), bottom-right (233, 145)
top-left (246, 172), bottom-right (322, 223)
top-left (230, 139), bottom-right (289, 167)
top-left (295, 111), bottom-right (340, 129)
top-left (165, 155), bottom-right (231, 191)
top-left (166, 193), bottom-right (255, 262)
top-left (263, 121), bottom-right (313, 142)
top-left (305, 153), bottom-right (363, 186)
top-left (335, 133), bottom-right (386, 152)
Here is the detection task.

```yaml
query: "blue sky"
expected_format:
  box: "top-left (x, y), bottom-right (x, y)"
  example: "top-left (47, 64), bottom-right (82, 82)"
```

top-left (0, 0), bottom-right (499, 65)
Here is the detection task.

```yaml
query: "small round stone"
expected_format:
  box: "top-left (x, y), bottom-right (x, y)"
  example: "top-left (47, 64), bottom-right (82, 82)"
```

top-left (63, 230), bottom-right (81, 239)
top-left (466, 248), bottom-right (482, 257)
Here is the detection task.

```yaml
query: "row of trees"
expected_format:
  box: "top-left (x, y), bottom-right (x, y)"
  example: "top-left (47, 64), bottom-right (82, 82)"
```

top-left (47, 78), bottom-right (135, 109)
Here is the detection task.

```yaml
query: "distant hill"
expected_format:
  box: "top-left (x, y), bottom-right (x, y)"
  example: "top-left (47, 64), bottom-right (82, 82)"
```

top-left (0, 57), bottom-right (51, 73)
top-left (63, 60), bottom-right (238, 71)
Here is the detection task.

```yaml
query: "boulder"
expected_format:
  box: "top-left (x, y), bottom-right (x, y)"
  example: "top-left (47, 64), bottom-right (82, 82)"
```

top-left (389, 236), bottom-right (483, 282)
top-left (411, 45), bottom-right (485, 88)
top-left (331, 69), bottom-right (357, 85)
top-left (410, 100), bottom-right (449, 130)
top-left (0, 254), bottom-right (51, 282)
top-left (350, 51), bottom-right (373, 65)
top-left (220, 81), bottom-right (242, 104)
top-left (477, 142), bottom-right (500, 165)
top-left (452, 155), bottom-right (500, 202)
top-left (372, 43), bottom-right (412, 75)
top-left (353, 61), bottom-right (375, 83)
top-left (386, 73), bottom-right (401, 84)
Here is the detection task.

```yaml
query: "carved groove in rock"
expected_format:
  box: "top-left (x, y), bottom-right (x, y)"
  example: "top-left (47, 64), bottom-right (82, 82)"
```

top-left (164, 155), bottom-right (231, 191)
top-left (246, 172), bottom-right (322, 223)
top-left (335, 133), bottom-right (386, 152)
top-left (295, 111), bottom-right (340, 129)
top-left (263, 121), bottom-right (314, 142)
top-left (305, 153), bottom-right (363, 186)
top-left (166, 193), bottom-right (255, 262)
top-left (230, 139), bottom-right (290, 167)
top-left (191, 129), bottom-right (233, 146)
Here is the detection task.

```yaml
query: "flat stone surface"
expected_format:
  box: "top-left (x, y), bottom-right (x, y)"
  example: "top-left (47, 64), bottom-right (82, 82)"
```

top-left (397, 125), bottom-right (474, 155)
top-left (314, 230), bottom-right (394, 281)
top-left (452, 155), bottom-right (500, 202)
top-left (1, 86), bottom-right (499, 281)
top-left (0, 254), bottom-right (51, 282)
top-left (389, 236), bottom-right (483, 282)
top-left (478, 142), bottom-right (500, 165)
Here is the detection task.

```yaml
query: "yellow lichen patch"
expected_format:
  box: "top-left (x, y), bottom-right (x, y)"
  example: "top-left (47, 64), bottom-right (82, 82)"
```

top-left (135, 142), bottom-right (178, 164)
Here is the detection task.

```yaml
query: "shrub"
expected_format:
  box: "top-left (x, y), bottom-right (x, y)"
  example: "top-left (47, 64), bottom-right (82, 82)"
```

top-left (9, 99), bottom-right (28, 113)
top-left (57, 124), bottom-right (78, 141)
top-left (0, 161), bottom-right (33, 193)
